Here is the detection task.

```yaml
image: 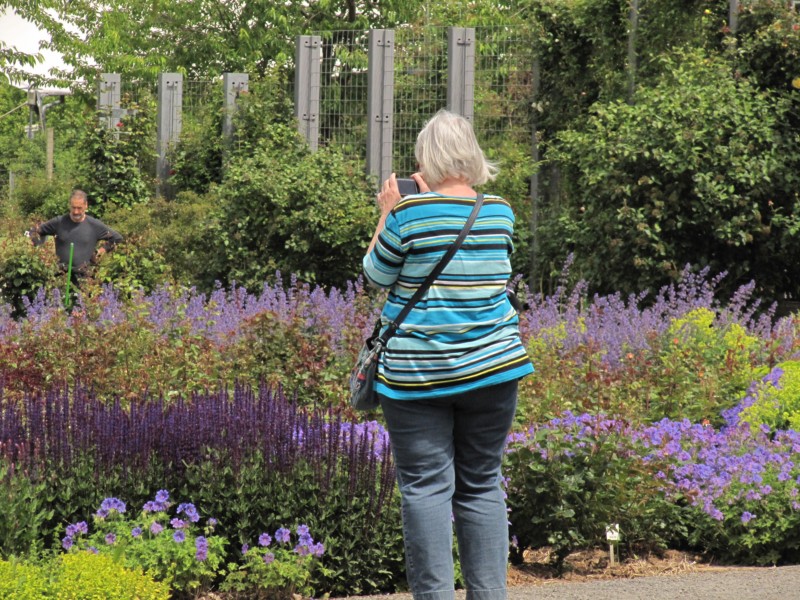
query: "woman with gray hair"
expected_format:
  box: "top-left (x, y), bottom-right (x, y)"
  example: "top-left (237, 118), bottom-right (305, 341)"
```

top-left (363, 109), bottom-right (534, 600)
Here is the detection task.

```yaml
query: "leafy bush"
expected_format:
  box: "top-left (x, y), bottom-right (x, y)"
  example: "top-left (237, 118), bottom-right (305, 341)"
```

top-left (212, 122), bottom-right (376, 289)
top-left (640, 418), bottom-right (800, 565)
top-left (221, 525), bottom-right (327, 599)
top-left (102, 191), bottom-right (221, 290)
top-left (0, 232), bottom-right (60, 317)
top-left (729, 362), bottom-right (800, 432)
top-left (13, 174), bottom-right (76, 220)
top-left (0, 465), bottom-right (52, 559)
top-left (63, 492), bottom-right (226, 596)
top-left (0, 553), bottom-right (169, 599)
top-left (505, 413), bottom-right (685, 572)
top-left (77, 102), bottom-right (155, 216)
top-left (0, 558), bottom-right (50, 599)
top-left (542, 48), bottom-right (800, 301)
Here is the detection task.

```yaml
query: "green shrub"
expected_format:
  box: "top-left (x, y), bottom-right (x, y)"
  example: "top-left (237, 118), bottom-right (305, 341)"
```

top-left (77, 103), bottom-right (155, 217)
top-left (739, 361), bottom-right (800, 432)
top-left (0, 553), bottom-right (169, 599)
top-left (0, 465), bottom-right (53, 559)
top-left (212, 122), bottom-right (376, 290)
top-left (64, 492), bottom-right (227, 596)
top-left (56, 552), bottom-right (170, 599)
top-left (542, 48), bottom-right (799, 300)
top-left (0, 559), bottom-right (50, 599)
top-left (0, 232), bottom-right (60, 317)
top-left (13, 174), bottom-right (76, 220)
top-left (505, 414), bottom-right (687, 572)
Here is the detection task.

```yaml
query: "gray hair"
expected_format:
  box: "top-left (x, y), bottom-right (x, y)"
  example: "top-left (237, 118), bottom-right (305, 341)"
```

top-left (70, 189), bottom-right (88, 204)
top-left (414, 109), bottom-right (498, 187)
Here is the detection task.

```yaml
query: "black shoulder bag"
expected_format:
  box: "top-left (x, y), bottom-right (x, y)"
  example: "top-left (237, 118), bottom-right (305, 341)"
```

top-left (349, 194), bottom-right (484, 411)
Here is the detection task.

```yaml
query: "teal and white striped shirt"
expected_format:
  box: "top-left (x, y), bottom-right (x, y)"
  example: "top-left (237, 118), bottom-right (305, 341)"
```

top-left (363, 192), bottom-right (534, 400)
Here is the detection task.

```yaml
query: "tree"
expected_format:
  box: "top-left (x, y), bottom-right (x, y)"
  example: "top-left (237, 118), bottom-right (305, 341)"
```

top-left (540, 49), bottom-right (800, 301)
top-left (7, 0), bottom-right (424, 81)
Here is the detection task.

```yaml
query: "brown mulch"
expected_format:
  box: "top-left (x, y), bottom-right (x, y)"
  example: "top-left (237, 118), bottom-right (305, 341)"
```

top-left (507, 547), bottom-right (724, 587)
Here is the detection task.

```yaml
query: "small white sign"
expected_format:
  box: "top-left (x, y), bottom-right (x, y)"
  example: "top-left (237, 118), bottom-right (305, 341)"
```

top-left (606, 524), bottom-right (620, 542)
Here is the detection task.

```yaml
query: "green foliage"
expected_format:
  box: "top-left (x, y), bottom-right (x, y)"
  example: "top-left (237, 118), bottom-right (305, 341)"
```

top-left (12, 174), bottom-right (76, 220)
top-left (77, 102), bottom-right (155, 217)
top-left (213, 122), bottom-right (376, 289)
top-left (11, 0), bottom-right (423, 81)
top-left (740, 361), bottom-right (800, 432)
top-left (504, 416), bottom-right (685, 572)
top-left (0, 466), bottom-right (53, 559)
top-left (0, 553), bottom-right (169, 599)
top-left (221, 528), bottom-right (327, 599)
top-left (65, 497), bottom-right (227, 596)
top-left (542, 48), bottom-right (799, 298)
top-left (0, 231), bottom-right (60, 317)
top-left (101, 192), bottom-right (219, 289)
top-left (0, 558), bottom-right (51, 599)
top-left (94, 241), bottom-right (172, 297)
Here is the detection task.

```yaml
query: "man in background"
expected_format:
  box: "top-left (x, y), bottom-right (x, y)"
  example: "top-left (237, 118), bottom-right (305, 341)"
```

top-left (29, 189), bottom-right (123, 285)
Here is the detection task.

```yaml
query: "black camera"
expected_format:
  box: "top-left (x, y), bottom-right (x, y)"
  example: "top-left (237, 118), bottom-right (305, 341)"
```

top-left (397, 178), bottom-right (419, 197)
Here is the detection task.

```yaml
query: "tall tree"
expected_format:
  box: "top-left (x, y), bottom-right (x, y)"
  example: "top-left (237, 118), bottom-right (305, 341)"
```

top-left (7, 0), bottom-right (424, 81)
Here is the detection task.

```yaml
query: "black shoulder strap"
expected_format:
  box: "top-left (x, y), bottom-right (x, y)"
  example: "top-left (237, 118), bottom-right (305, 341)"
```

top-left (379, 193), bottom-right (484, 344)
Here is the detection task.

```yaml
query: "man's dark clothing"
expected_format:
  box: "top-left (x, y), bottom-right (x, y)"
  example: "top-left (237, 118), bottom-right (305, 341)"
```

top-left (35, 215), bottom-right (123, 271)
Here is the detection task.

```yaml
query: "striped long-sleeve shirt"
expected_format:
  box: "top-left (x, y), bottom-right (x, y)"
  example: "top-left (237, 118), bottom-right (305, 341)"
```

top-left (362, 192), bottom-right (534, 400)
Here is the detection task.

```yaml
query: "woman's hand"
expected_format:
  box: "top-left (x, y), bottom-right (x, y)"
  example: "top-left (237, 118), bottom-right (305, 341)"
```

top-left (411, 172), bottom-right (430, 193)
top-left (376, 173), bottom-right (403, 215)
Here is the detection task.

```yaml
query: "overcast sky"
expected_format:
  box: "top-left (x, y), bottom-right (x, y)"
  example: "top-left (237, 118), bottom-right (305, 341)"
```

top-left (1, 7), bottom-right (65, 82)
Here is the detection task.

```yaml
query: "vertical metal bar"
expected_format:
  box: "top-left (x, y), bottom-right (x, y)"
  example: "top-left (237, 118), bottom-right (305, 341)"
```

top-left (447, 27), bottom-right (475, 121)
top-left (157, 73), bottom-right (183, 197)
top-left (729, 0), bottom-right (739, 36)
top-left (627, 0), bottom-right (639, 102)
top-left (98, 73), bottom-right (121, 128)
top-left (46, 127), bottom-right (54, 180)
top-left (530, 58), bottom-right (541, 287)
top-left (367, 29), bottom-right (395, 187)
top-left (222, 73), bottom-right (249, 149)
top-left (295, 35), bottom-right (322, 151)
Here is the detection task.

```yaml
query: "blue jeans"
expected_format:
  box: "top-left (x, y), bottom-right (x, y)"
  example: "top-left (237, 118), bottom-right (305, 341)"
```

top-left (380, 380), bottom-right (518, 600)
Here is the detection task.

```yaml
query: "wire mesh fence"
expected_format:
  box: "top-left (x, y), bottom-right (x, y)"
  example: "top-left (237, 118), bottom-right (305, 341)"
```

top-left (312, 25), bottom-right (534, 178)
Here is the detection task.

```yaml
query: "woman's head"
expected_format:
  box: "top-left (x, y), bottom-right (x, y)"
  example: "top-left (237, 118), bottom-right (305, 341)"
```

top-left (415, 109), bottom-right (498, 188)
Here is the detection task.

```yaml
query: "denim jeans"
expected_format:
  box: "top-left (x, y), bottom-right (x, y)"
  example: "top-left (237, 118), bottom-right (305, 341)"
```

top-left (380, 380), bottom-right (518, 600)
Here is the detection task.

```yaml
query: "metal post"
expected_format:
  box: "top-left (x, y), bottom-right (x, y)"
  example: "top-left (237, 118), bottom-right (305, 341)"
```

top-left (222, 73), bottom-right (249, 149)
top-left (729, 0), bottom-right (739, 36)
top-left (46, 127), bottom-right (54, 180)
top-left (156, 73), bottom-right (183, 197)
top-left (98, 73), bottom-right (122, 128)
top-left (295, 36), bottom-right (322, 151)
top-left (447, 27), bottom-right (475, 121)
top-left (366, 29), bottom-right (395, 187)
top-left (627, 0), bottom-right (639, 102)
top-left (530, 58), bottom-right (541, 287)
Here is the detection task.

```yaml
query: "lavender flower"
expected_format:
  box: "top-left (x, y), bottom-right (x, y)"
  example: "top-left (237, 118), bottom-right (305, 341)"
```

top-left (263, 552), bottom-right (275, 564)
top-left (258, 533), bottom-right (272, 547)
top-left (741, 511), bottom-right (755, 524)
top-left (173, 530), bottom-right (185, 543)
top-left (105, 533), bottom-right (117, 545)
top-left (131, 527), bottom-right (143, 538)
top-left (195, 536), bottom-right (208, 561)
top-left (170, 518), bottom-right (186, 529)
top-left (150, 522), bottom-right (163, 535)
top-left (62, 536), bottom-right (73, 550)
top-left (275, 527), bottom-right (291, 543)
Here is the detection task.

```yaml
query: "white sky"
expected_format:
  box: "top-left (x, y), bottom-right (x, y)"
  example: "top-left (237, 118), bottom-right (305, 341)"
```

top-left (1, 7), bottom-right (66, 82)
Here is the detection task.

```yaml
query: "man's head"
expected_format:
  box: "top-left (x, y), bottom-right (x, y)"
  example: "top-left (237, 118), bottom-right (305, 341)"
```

top-left (69, 190), bottom-right (88, 223)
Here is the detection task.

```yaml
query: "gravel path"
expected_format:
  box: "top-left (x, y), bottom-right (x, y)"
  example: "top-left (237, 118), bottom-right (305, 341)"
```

top-left (340, 565), bottom-right (800, 600)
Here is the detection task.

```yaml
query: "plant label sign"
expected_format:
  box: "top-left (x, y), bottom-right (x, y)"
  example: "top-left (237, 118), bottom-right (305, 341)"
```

top-left (606, 524), bottom-right (620, 542)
